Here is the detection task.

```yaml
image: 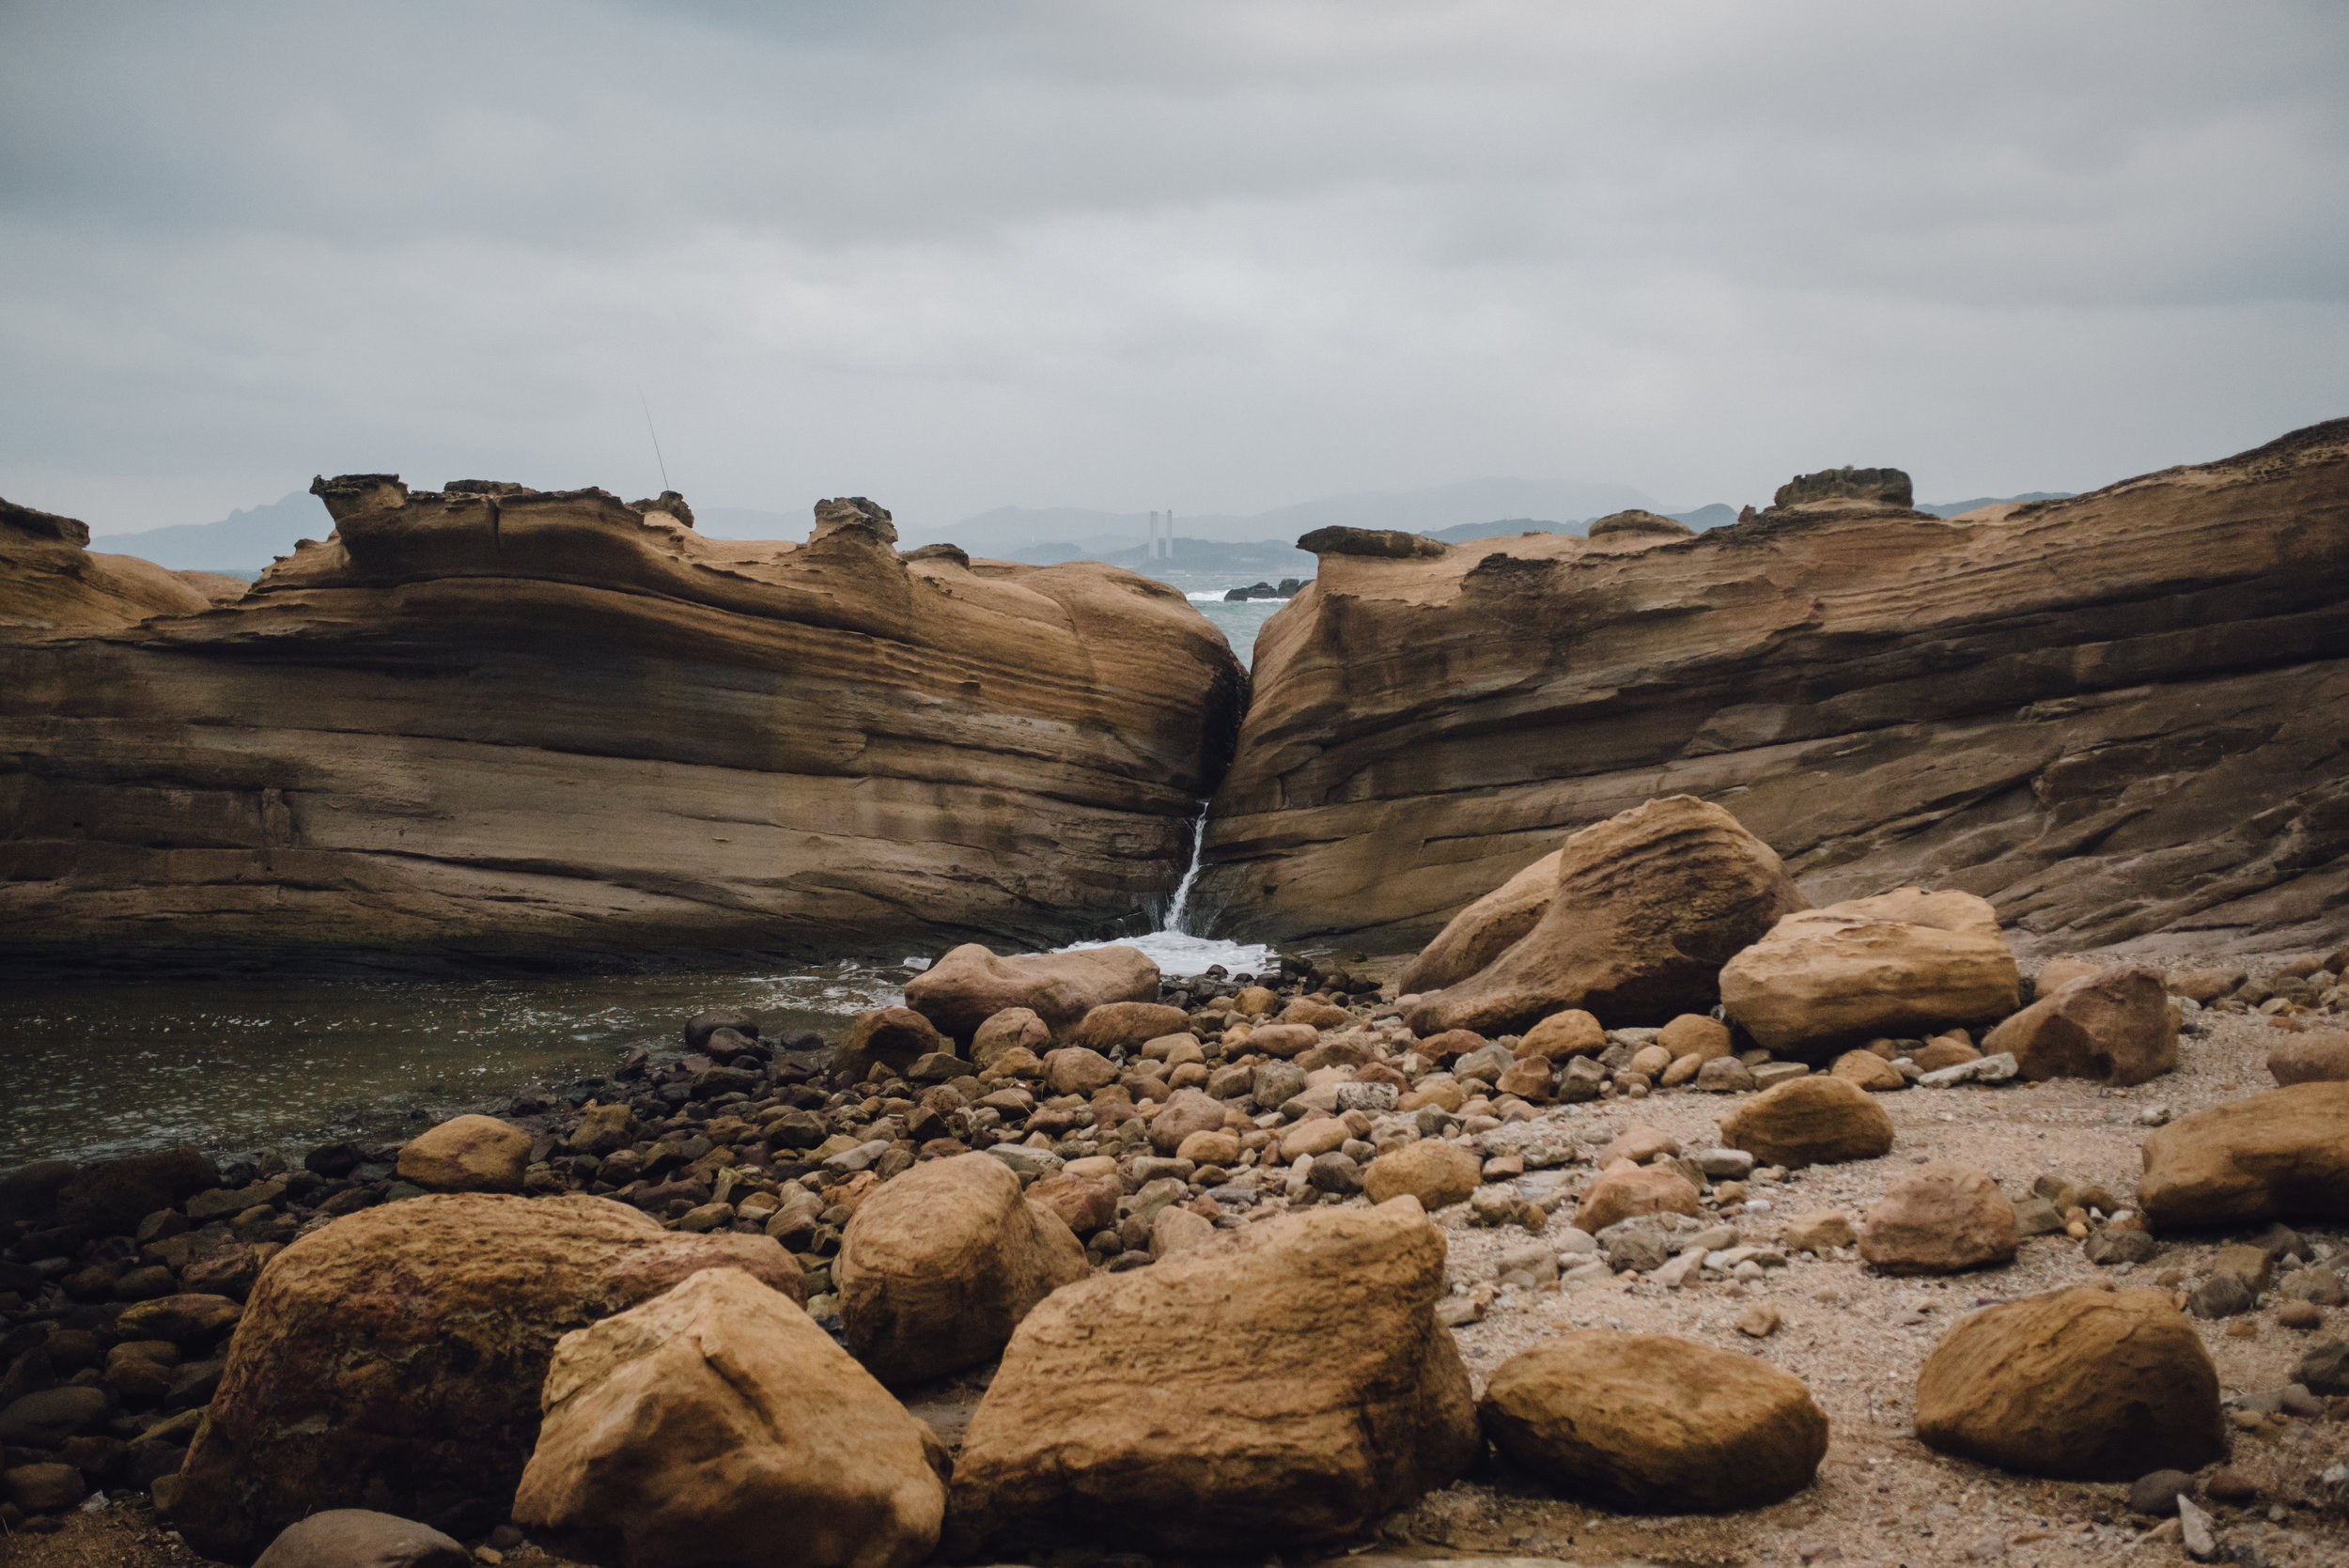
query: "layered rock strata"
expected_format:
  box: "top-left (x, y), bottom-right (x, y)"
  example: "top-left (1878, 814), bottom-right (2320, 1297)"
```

top-left (0, 481), bottom-right (1243, 969)
top-left (1191, 421), bottom-right (2349, 958)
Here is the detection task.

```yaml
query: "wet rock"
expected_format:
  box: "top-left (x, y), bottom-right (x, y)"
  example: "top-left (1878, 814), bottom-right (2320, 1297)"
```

top-left (514, 1268), bottom-right (946, 1568)
top-left (1404, 797), bottom-right (1807, 1035)
top-left (1983, 966), bottom-right (2178, 1087)
top-left (1860, 1164), bottom-right (2018, 1276)
top-left (170, 1192), bottom-right (802, 1562)
top-left (252, 1509), bottom-right (468, 1568)
top-left (944, 1199), bottom-right (1477, 1557)
top-left (1719, 889), bottom-right (2019, 1058)
top-left (1915, 1285), bottom-right (2223, 1479)
top-left (905, 944), bottom-right (1160, 1042)
top-left (1719, 1076), bottom-right (1895, 1170)
top-left (396, 1115), bottom-right (532, 1194)
top-left (835, 1153), bottom-right (1086, 1387)
top-left (2139, 1082), bottom-right (2349, 1228)
top-left (1479, 1330), bottom-right (1828, 1510)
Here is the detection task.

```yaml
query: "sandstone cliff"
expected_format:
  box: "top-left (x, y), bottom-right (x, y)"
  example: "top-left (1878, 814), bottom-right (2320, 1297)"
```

top-left (1190, 419), bottom-right (2349, 959)
top-left (0, 480), bottom-right (1243, 970)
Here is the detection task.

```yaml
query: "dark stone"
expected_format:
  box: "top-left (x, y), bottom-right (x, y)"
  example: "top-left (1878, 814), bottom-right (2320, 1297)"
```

top-left (2083, 1228), bottom-right (2158, 1266)
top-left (1772, 465), bottom-right (1915, 510)
top-left (2127, 1468), bottom-right (2194, 1515)
top-left (2294, 1338), bottom-right (2349, 1394)
top-left (56, 1146), bottom-right (220, 1237)
top-left (0, 1161), bottom-right (74, 1226)
top-left (303, 1142), bottom-right (363, 1178)
top-left (685, 1009), bottom-right (762, 1052)
top-left (1296, 525), bottom-right (1449, 560)
top-left (0, 1385), bottom-right (112, 1446)
top-left (2187, 1273), bottom-right (2255, 1319)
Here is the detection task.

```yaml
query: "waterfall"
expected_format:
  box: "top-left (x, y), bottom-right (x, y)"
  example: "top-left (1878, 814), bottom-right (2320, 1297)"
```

top-left (1162, 801), bottom-right (1212, 935)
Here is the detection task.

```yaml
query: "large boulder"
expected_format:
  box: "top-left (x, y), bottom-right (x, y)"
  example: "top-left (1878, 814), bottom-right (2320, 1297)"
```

top-left (1914, 1285), bottom-right (2223, 1479)
top-left (1403, 798), bottom-right (1808, 1035)
top-left (1394, 848), bottom-right (1561, 996)
top-left (1719, 1076), bottom-right (1895, 1170)
top-left (2269, 1032), bottom-right (2349, 1086)
top-left (1860, 1164), bottom-right (2018, 1275)
top-left (1362, 1141), bottom-right (1483, 1211)
top-left (2139, 1082), bottom-right (2349, 1229)
top-left (904, 944), bottom-right (1161, 1042)
top-left (395, 1115), bottom-right (532, 1194)
top-left (944, 1199), bottom-right (1478, 1556)
top-left (1982, 966), bottom-right (2177, 1086)
top-left (1479, 1332), bottom-right (1828, 1510)
top-left (835, 1153), bottom-right (1087, 1385)
top-left (252, 1511), bottom-right (468, 1568)
top-left (1718, 889), bottom-right (2019, 1059)
top-left (169, 1193), bottom-right (804, 1560)
top-left (514, 1268), bottom-right (947, 1568)
top-left (54, 1144), bottom-right (219, 1236)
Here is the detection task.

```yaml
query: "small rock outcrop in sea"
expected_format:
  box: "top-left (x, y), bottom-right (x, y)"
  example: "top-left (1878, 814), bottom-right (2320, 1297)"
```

top-left (1190, 419), bottom-right (2349, 958)
top-left (0, 481), bottom-right (1243, 970)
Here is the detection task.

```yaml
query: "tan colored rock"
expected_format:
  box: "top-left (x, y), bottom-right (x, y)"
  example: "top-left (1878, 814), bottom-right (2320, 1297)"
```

top-left (1150, 1204), bottom-right (1218, 1258)
top-left (1574, 1163), bottom-right (1702, 1234)
top-left (1782, 1211), bottom-right (1855, 1252)
top-left (1627, 1043), bottom-right (1673, 1077)
top-left (1830, 1049), bottom-right (1907, 1091)
top-left (1517, 1008), bottom-right (1606, 1061)
top-left (1245, 1022), bottom-right (1320, 1059)
top-left (395, 1115), bottom-right (531, 1194)
top-left (2269, 1032), bottom-right (2349, 1085)
top-left (514, 1268), bottom-right (946, 1568)
top-left (1914, 1285), bottom-right (2223, 1479)
top-left (170, 1193), bottom-right (802, 1562)
top-left (2165, 966), bottom-right (2247, 1004)
top-left (1658, 1054), bottom-right (1703, 1087)
top-left (1718, 889), bottom-right (2019, 1058)
top-left (1281, 999), bottom-right (1354, 1028)
top-left (1595, 1126), bottom-right (1680, 1168)
top-left (2139, 1082), bottom-right (2349, 1229)
top-left (1176, 1129), bottom-right (1242, 1166)
top-left (1147, 1087), bottom-right (1228, 1155)
top-left (1860, 1164), bottom-right (2018, 1275)
top-left (2036, 957), bottom-right (2104, 992)
top-left (835, 1153), bottom-right (1086, 1387)
top-left (971, 1006), bottom-right (1052, 1068)
top-left (1911, 1037), bottom-right (1981, 1072)
top-left (1280, 1117), bottom-right (1352, 1163)
top-left (1023, 1173), bottom-right (1118, 1236)
top-left (566, 1102), bottom-right (637, 1157)
top-left (1719, 1076), bottom-right (1895, 1170)
top-left (1983, 966), bottom-right (2177, 1086)
top-left (1414, 1028), bottom-right (1487, 1062)
top-left (0, 496), bottom-right (210, 631)
top-left (904, 944), bottom-right (1163, 1042)
top-left (1233, 985), bottom-right (1280, 1017)
top-left (1657, 1014), bottom-right (1733, 1063)
top-left (1042, 1046), bottom-right (1119, 1096)
top-left (1394, 851), bottom-right (1563, 996)
top-left (250, 1510), bottom-right (467, 1568)
top-left (1068, 1001), bottom-right (1190, 1053)
top-left (1496, 1057), bottom-right (1554, 1102)
top-left (836, 1007), bottom-right (946, 1081)
top-left (1404, 798), bottom-right (1807, 1035)
top-left (1362, 1141), bottom-right (1483, 1211)
top-left (1479, 1331), bottom-right (1828, 1510)
top-left (944, 1200), bottom-right (1478, 1556)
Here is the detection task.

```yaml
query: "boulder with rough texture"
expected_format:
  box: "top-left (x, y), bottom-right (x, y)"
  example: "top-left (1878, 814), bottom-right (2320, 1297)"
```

top-left (1914, 1285), bottom-right (2223, 1479)
top-left (1190, 423), bottom-right (2349, 963)
top-left (1480, 1331), bottom-right (1828, 1510)
top-left (1860, 1164), bottom-right (2019, 1275)
top-left (2269, 1032), bottom-right (2349, 1086)
top-left (1403, 797), bottom-right (1808, 1035)
top-left (1983, 966), bottom-right (2177, 1086)
top-left (395, 1115), bottom-right (531, 1194)
top-left (169, 1193), bottom-right (804, 1560)
top-left (1362, 1141), bottom-right (1484, 1211)
top-left (906, 944), bottom-right (1162, 1042)
top-left (944, 1199), bottom-right (1478, 1556)
top-left (1718, 889), bottom-right (2019, 1058)
top-left (835, 1153), bottom-right (1087, 1385)
top-left (1719, 1076), bottom-right (1895, 1170)
top-left (1574, 1163), bottom-right (1703, 1234)
top-left (2139, 1082), bottom-right (2349, 1229)
top-left (513, 1268), bottom-right (946, 1568)
top-left (0, 484), bottom-right (1242, 974)
top-left (252, 1511), bottom-right (468, 1568)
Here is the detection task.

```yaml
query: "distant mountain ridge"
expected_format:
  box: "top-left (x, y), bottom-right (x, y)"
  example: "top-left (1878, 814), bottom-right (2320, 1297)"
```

top-left (88, 491), bottom-right (330, 572)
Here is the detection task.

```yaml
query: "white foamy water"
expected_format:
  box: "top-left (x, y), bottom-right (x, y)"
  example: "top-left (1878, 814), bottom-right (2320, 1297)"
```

top-left (1054, 930), bottom-right (1277, 977)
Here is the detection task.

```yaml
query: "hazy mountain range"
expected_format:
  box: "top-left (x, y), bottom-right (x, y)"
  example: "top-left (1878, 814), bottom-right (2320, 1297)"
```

top-left (83, 481), bottom-right (2068, 574)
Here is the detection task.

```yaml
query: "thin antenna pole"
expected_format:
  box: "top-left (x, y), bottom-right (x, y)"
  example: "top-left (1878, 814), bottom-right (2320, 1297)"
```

top-left (639, 391), bottom-right (671, 491)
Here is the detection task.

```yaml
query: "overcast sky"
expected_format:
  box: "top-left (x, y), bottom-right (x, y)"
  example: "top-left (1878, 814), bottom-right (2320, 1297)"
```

top-left (5, 1), bottom-right (2345, 535)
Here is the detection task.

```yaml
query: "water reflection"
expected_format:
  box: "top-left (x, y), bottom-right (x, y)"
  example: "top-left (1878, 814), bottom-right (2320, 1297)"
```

top-left (0, 965), bottom-right (907, 1168)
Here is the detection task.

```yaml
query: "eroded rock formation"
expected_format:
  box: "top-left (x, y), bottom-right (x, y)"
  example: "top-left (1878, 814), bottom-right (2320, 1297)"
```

top-left (1192, 420), bottom-right (2349, 957)
top-left (0, 480), bottom-right (1243, 969)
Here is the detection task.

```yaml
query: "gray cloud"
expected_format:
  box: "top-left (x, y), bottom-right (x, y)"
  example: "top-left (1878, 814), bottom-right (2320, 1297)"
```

top-left (4, 0), bottom-right (2344, 533)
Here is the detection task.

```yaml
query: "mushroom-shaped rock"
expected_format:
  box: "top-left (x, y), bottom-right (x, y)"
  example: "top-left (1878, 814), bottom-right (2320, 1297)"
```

top-left (1586, 509), bottom-right (1696, 541)
top-left (1718, 889), bottom-right (2019, 1059)
top-left (396, 1115), bottom-right (532, 1194)
top-left (252, 1511), bottom-right (468, 1568)
top-left (1983, 966), bottom-right (2178, 1086)
top-left (1362, 1141), bottom-right (1483, 1211)
top-left (1479, 1331), bottom-right (1828, 1511)
top-left (2138, 1082), bottom-right (2349, 1229)
top-left (904, 944), bottom-right (1160, 1042)
top-left (944, 1198), bottom-right (1477, 1557)
top-left (169, 1193), bottom-right (803, 1563)
top-left (1860, 1164), bottom-right (2018, 1275)
top-left (1406, 797), bottom-right (1807, 1036)
top-left (514, 1268), bottom-right (947, 1568)
top-left (1914, 1285), bottom-right (2222, 1479)
top-left (835, 1153), bottom-right (1087, 1386)
top-left (1719, 1076), bottom-right (1894, 1170)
